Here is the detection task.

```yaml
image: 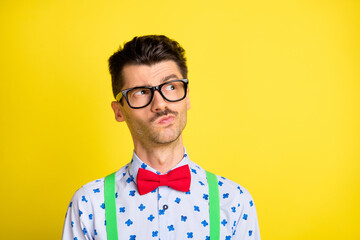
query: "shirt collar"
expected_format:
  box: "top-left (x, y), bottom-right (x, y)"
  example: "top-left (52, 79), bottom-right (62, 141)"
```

top-left (128, 147), bottom-right (190, 184)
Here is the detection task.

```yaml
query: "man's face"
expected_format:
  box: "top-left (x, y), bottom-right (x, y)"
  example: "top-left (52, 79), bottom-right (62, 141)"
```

top-left (112, 60), bottom-right (190, 147)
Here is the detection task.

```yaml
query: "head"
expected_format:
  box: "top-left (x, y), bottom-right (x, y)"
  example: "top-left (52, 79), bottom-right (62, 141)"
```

top-left (109, 35), bottom-right (190, 149)
top-left (108, 35), bottom-right (188, 100)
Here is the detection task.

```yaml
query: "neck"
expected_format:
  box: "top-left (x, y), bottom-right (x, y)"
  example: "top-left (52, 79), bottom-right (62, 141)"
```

top-left (133, 136), bottom-right (185, 174)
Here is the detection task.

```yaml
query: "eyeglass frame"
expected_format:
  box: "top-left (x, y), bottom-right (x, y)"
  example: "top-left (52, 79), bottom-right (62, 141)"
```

top-left (115, 78), bottom-right (189, 109)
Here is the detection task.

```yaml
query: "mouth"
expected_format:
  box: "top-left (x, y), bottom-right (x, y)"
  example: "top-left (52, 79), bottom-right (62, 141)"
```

top-left (156, 115), bottom-right (175, 125)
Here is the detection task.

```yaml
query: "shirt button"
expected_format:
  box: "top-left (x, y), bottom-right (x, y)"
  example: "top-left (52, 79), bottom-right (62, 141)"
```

top-left (163, 204), bottom-right (169, 210)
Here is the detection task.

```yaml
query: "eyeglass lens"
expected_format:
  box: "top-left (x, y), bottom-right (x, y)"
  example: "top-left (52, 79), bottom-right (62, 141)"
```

top-left (126, 80), bottom-right (186, 108)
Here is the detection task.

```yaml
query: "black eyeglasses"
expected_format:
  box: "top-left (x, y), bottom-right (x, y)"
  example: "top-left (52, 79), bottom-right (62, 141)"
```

top-left (115, 79), bottom-right (189, 109)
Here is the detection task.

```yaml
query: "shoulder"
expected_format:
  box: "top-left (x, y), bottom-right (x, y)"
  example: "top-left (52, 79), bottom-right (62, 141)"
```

top-left (192, 165), bottom-right (256, 216)
top-left (69, 164), bottom-right (129, 206)
top-left (218, 174), bottom-right (254, 197)
top-left (214, 173), bottom-right (255, 210)
top-left (188, 160), bottom-right (255, 207)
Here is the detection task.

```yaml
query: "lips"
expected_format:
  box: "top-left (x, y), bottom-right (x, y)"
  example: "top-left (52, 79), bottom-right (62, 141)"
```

top-left (157, 115), bottom-right (175, 125)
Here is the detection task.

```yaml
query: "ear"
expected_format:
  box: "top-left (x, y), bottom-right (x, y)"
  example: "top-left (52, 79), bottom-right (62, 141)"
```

top-left (186, 87), bottom-right (191, 110)
top-left (111, 101), bottom-right (126, 122)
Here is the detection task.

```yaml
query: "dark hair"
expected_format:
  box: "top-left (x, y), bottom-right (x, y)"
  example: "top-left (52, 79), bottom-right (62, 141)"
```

top-left (108, 35), bottom-right (188, 98)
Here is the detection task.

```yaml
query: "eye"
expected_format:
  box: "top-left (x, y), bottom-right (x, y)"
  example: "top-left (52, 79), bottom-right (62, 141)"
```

top-left (135, 89), bottom-right (147, 95)
top-left (130, 88), bottom-right (150, 97)
top-left (164, 84), bottom-right (176, 91)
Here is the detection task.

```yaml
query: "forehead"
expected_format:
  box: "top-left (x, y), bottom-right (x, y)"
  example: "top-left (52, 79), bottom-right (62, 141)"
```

top-left (121, 60), bottom-right (183, 89)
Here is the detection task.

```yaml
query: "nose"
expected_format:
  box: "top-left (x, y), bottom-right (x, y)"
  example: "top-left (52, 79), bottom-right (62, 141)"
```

top-left (150, 90), bottom-right (167, 112)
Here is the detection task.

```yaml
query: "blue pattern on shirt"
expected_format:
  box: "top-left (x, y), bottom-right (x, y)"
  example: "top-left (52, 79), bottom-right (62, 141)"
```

top-left (62, 148), bottom-right (260, 240)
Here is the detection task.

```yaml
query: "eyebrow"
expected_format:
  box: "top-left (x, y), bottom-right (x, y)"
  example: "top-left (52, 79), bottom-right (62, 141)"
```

top-left (160, 74), bottom-right (180, 83)
top-left (125, 74), bottom-right (181, 89)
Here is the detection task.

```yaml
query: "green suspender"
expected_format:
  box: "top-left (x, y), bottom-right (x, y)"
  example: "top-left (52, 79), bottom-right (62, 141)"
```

top-left (104, 172), bottom-right (118, 240)
top-left (206, 171), bottom-right (220, 240)
top-left (104, 171), bottom-right (220, 240)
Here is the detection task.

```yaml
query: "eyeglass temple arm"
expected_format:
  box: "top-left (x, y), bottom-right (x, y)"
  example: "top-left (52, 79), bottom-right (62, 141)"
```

top-left (115, 92), bottom-right (123, 102)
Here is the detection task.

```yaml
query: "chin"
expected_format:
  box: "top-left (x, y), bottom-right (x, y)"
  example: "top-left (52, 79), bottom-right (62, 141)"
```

top-left (152, 135), bottom-right (179, 145)
top-left (151, 130), bottom-right (182, 145)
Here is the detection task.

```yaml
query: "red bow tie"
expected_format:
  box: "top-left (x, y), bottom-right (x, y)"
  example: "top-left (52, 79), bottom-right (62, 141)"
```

top-left (137, 165), bottom-right (191, 195)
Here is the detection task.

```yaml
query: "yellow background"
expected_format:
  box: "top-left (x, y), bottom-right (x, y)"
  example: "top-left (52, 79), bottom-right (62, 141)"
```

top-left (0, 0), bottom-right (359, 239)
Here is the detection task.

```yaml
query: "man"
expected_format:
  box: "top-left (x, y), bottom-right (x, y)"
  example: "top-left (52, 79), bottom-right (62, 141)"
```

top-left (62, 35), bottom-right (260, 240)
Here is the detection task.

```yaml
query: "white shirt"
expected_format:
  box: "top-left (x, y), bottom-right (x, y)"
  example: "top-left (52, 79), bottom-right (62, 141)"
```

top-left (62, 150), bottom-right (260, 240)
